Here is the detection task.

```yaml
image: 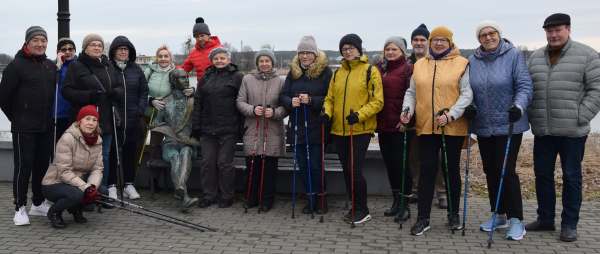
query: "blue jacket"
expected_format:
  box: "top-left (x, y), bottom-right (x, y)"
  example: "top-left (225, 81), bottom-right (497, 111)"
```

top-left (53, 56), bottom-right (77, 119)
top-left (468, 39), bottom-right (533, 137)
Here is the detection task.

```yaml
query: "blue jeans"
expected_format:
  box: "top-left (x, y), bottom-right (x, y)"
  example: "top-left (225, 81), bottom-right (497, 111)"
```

top-left (295, 143), bottom-right (327, 195)
top-left (533, 135), bottom-right (587, 230)
top-left (100, 133), bottom-right (113, 187)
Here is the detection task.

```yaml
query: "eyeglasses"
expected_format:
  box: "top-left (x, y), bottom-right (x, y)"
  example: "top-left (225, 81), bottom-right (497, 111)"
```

top-left (341, 46), bottom-right (356, 53)
top-left (431, 38), bottom-right (449, 44)
top-left (298, 52), bottom-right (313, 57)
top-left (479, 31), bottom-right (498, 40)
top-left (116, 47), bottom-right (129, 52)
top-left (59, 47), bottom-right (75, 53)
top-left (88, 43), bottom-right (103, 49)
top-left (412, 38), bottom-right (427, 43)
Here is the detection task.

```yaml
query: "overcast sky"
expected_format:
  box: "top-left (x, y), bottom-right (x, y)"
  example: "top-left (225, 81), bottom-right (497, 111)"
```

top-left (0, 0), bottom-right (599, 60)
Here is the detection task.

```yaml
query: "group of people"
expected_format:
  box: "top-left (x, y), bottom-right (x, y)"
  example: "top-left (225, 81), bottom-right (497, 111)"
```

top-left (1, 13), bottom-right (598, 243)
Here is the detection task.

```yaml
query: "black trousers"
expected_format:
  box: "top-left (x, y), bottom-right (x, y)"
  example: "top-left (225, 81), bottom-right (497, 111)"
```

top-left (108, 140), bottom-right (137, 186)
top-left (417, 134), bottom-right (464, 219)
top-left (54, 118), bottom-right (70, 144)
top-left (333, 134), bottom-right (371, 211)
top-left (379, 131), bottom-right (413, 194)
top-left (12, 131), bottom-right (53, 210)
top-left (42, 184), bottom-right (109, 212)
top-left (478, 134), bottom-right (524, 220)
top-left (245, 156), bottom-right (279, 206)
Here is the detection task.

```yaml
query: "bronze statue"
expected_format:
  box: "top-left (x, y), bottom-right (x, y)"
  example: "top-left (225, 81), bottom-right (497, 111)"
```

top-left (148, 68), bottom-right (201, 212)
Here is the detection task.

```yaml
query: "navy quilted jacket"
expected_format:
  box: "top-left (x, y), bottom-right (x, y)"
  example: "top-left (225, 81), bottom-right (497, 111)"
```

top-left (468, 39), bottom-right (532, 137)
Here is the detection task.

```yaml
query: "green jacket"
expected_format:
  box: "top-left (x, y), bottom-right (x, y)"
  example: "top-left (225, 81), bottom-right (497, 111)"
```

top-left (143, 60), bottom-right (175, 118)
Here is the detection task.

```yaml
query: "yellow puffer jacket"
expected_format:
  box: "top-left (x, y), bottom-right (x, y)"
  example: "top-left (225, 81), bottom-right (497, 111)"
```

top-left (412, 47), bottom-right (469, 136)
top-left (324, 54), bottom-right (384, 136)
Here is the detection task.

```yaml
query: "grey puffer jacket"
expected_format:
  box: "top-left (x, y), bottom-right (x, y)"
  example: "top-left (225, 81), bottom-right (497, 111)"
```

top-left (236, 69), bottom-right (288, 157)
top-left (528, 37), bottom-right (600, 137)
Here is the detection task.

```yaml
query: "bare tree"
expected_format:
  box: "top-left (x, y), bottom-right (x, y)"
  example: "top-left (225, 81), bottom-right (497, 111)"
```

top-left (102, 41), bottom-right (111, 56)
top-left (516, 45), bottom-right (532, 63)
top-left (0, 53), bottom-right (14, 64)
top-left (181, 35), bottom-right (194, 58)
top-left (222, 41), bottom-right (240, 66)
top-left (240, 45), bottom-right (255, 72)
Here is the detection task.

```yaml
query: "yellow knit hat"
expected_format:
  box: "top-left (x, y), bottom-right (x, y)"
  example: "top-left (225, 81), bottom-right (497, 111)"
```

top-left (429, 26), bottom-right (454, 47)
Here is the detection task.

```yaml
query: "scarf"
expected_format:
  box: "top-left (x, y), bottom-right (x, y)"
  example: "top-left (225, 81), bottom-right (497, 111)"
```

top-left (429, 47), bottom-right (453, 61)
top-left (116, 60), bottom-right (127, 70)
top-left (82, 131), bottom-right (99, 145)
top-left (158, 65), bottom-right (170, 73)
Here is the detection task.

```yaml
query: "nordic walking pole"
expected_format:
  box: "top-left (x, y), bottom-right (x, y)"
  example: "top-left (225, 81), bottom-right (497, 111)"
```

top-left (292, 100), bottom-right (299, 219)
top-left (97, 193), bottom-right (216, 231)
top-left (258, 105), bottom-right (270, 214)
top-left (301, 91), bottom-right (315, 219)
top-left (93, 200), bottom-right (207, 232)
top-left (435, 108), bottom-right (455, 234)
top-left (134, 107), bottom-right (155, 184)
top-left (112, 105), bottom-right (126, 207)
top-left (53, 82), bottom-right (59, 156)
top-left (245, 104), bottom-right (262, 213)
top-left (398, 107), bottom-right (410, 229)
top-left (462, 117), bottom-right (473, 236)
top-left (487, 120), bottom-right (515, 249)
top-left (350, 108), bottom-right (356, 229)
top-left (319, 107), bottom-right (325, 223)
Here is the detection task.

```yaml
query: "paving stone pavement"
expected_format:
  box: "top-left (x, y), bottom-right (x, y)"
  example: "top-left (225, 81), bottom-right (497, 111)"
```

top-left (0, 182), bottom-right (599, 254)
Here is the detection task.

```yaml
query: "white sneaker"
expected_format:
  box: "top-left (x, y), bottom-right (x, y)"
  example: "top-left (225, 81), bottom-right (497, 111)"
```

top-left (108, 185), bottom-right (118, 200)
top-left (14, 206), bottom-right (30, 226)
top-left (29, 200), bottom-right (50, 216)
top-left (123, 185), bottom-right (140, 199)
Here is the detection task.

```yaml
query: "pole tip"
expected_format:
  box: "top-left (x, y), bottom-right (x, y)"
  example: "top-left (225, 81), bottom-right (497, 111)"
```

top-left (462, 230), bottom-right (465, 236)
top-left (351, 222), bottom-right (356, 228)
top-left (319, 217), bottom-right (324, 223)
top-left (487, 242), bottom-right (492, 249)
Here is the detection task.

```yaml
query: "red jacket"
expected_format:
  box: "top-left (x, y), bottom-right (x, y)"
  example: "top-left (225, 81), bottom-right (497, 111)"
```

top-left (181, 36), bottom-right (224, 83)
top-left (375, 56), bottom-right (415, 133)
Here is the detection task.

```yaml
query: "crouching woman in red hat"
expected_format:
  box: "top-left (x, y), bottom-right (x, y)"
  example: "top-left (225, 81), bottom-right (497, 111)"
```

top-left (41, 105), bottom-right (109, 229)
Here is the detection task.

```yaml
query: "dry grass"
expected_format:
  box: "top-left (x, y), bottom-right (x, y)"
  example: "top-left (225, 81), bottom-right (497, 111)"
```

top-left (460, 133), bottom-right (600, 202)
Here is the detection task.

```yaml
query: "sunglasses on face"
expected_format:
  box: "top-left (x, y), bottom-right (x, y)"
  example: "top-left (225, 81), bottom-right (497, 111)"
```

top-left (60, 48), bottom-right (75, 53)
top-left (479, 31), bottom-right (498, 40)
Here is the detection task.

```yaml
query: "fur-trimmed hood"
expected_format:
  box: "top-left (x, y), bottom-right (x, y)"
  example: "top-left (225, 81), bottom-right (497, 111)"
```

top-left (291, 50), bottom-right (329, 80)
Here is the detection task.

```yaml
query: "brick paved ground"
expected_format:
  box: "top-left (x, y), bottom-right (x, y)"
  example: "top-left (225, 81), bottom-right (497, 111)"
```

top-left (0, 182), bottom-right (598, 253)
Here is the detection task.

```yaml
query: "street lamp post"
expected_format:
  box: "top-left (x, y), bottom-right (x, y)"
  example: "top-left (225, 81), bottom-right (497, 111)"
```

top-left (57, 0), bottom-right (70, 40)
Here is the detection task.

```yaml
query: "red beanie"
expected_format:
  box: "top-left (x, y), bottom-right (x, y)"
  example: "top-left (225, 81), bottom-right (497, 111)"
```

top-left (77, 105), bottom-right (99, 122)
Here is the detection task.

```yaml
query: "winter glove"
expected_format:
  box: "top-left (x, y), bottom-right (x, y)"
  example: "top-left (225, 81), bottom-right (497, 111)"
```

top-left (191, 129), bottom-right (201, 139)
top-left (346, 112), bottom-right (359, 125)
top-left (82, 186), bottom-right (101, 206)
top-left (152, 99), bottom-right (165, 111)
top-left (508, 105), bottom-right (522, 123)
top-left (89, 90), bottom-right (103, 103)
top-left (107, 89), bottom-right (120, 100)
top-left (183, 87), bottom-right (195, 97)
top-left (319, 113), bottom-right (329, 125)
top-left (464, 104), bottom-right (478, 121)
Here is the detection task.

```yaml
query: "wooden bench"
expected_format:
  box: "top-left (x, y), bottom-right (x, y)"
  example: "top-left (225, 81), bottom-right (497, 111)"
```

top-left (146, 142), bottom-right (349, 208)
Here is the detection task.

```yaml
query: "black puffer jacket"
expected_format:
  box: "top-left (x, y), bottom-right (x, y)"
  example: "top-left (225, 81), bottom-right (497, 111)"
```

top-left (192, 64), bottom-right (244, 136)
top-left (62, 52), bottom-right (124, 133)
top-left (109, 36), bottom-right (149, 145)
top-left (0, 46), bottom-right (57, 133)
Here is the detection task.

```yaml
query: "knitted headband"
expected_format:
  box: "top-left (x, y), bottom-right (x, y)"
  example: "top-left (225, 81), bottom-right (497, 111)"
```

top-left (57, 38), bottom-right (76, 51)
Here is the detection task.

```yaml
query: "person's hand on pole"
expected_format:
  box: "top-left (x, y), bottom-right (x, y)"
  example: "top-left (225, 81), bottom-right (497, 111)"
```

top-left (436, 113), bottom-right (454, 127)
top-left (254, 105), bottom-right (263, 116)
top-left (291, 97), bottom-right (301, 108)
top-left (299, 93), bottom-right (311, 105)
top-left (508, 105), bottom-right (522, 123)
top-left (400, 112), bottom-right (411, 125)
top-left (464, 104), bottom-right (477, 121)
top-left (152, 98), bottom-right (165, 111)
top-left (82, 185), bottom-right (101, 206)
top-left (319, 112), bottom-right (329, 124)
top-left (265, 107), bottom-right (274, 118)
top-left (346, 111), bottom-right (359, 125)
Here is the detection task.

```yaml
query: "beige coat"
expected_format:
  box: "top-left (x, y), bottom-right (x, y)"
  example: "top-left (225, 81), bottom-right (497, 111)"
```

top-left (42, 124), bottom-right (104, 191)
top-left (236, 69), bottom-right (288, 157)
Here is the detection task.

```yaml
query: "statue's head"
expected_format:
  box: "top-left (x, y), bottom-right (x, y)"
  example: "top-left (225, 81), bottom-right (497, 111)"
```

top-left (169, 68), bottom-right (190, 91)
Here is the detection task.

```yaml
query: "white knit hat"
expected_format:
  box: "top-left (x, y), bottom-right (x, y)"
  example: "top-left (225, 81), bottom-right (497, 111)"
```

top-left (476, 20), bottom-right (502, 42)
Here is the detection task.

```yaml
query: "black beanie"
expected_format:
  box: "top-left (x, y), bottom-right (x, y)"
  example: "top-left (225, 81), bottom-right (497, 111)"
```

top-left (339, 34), bottom-right (363, 55)
top-left (543, 13), bottom-right (571, 28)
top-left (57, 38), bottom-right (76, 51)
top-left (411, 23), bottom-right (430, 40)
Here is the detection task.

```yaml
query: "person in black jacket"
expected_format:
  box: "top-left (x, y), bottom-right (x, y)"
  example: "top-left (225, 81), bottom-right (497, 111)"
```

top-left (0, 26), bottom-right (56, 226)
top-left (62, 34), bottom-right (125, 188)
top-left (192, 47), bottom-right (244, 208)
top-left (280, 35), bottom-right (332, 214)
top-left (107, 36), bottom-right (149, 200)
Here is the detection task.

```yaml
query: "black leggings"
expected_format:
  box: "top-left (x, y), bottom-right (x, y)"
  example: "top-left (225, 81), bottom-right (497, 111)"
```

top-left (478, 134), bottom-right (524, 220)
top-left (378, 131), bottom-right (412, 195)
top-left (42, 184), bottom-right (109, 212)
top-left (333, 134), bottom-right (371, 211)
top-left (417, 134), bottom-right (464, 219)
top-left (108, 140), bottom-right (137, 186)
top-left (245, 156), bottom-right (279, 207)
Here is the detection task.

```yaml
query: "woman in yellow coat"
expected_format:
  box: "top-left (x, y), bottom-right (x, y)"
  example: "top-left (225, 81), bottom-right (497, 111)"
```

top-left (401, 26), bottom-right (473, 236)
top-left (321, 34), bottom-right (383, 224)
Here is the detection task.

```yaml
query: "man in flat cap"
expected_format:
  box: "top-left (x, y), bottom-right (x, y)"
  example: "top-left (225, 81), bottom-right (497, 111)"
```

top-left (525, 13), bottom-right (600, 242)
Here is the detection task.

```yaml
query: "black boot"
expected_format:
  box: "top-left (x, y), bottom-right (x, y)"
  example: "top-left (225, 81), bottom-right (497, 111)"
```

top-left (384, 191), bottom-right (401, 217)
top-left (67, 205), bottom-right (88, 223)
top-left (394, 196), bottom-right (411, 222)
top-left (47, 206), bottom-right (67, 229)
top-left (302, 194), bottom-right (316, 214)
top-left (316, 194), bottom-right (328, 214)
